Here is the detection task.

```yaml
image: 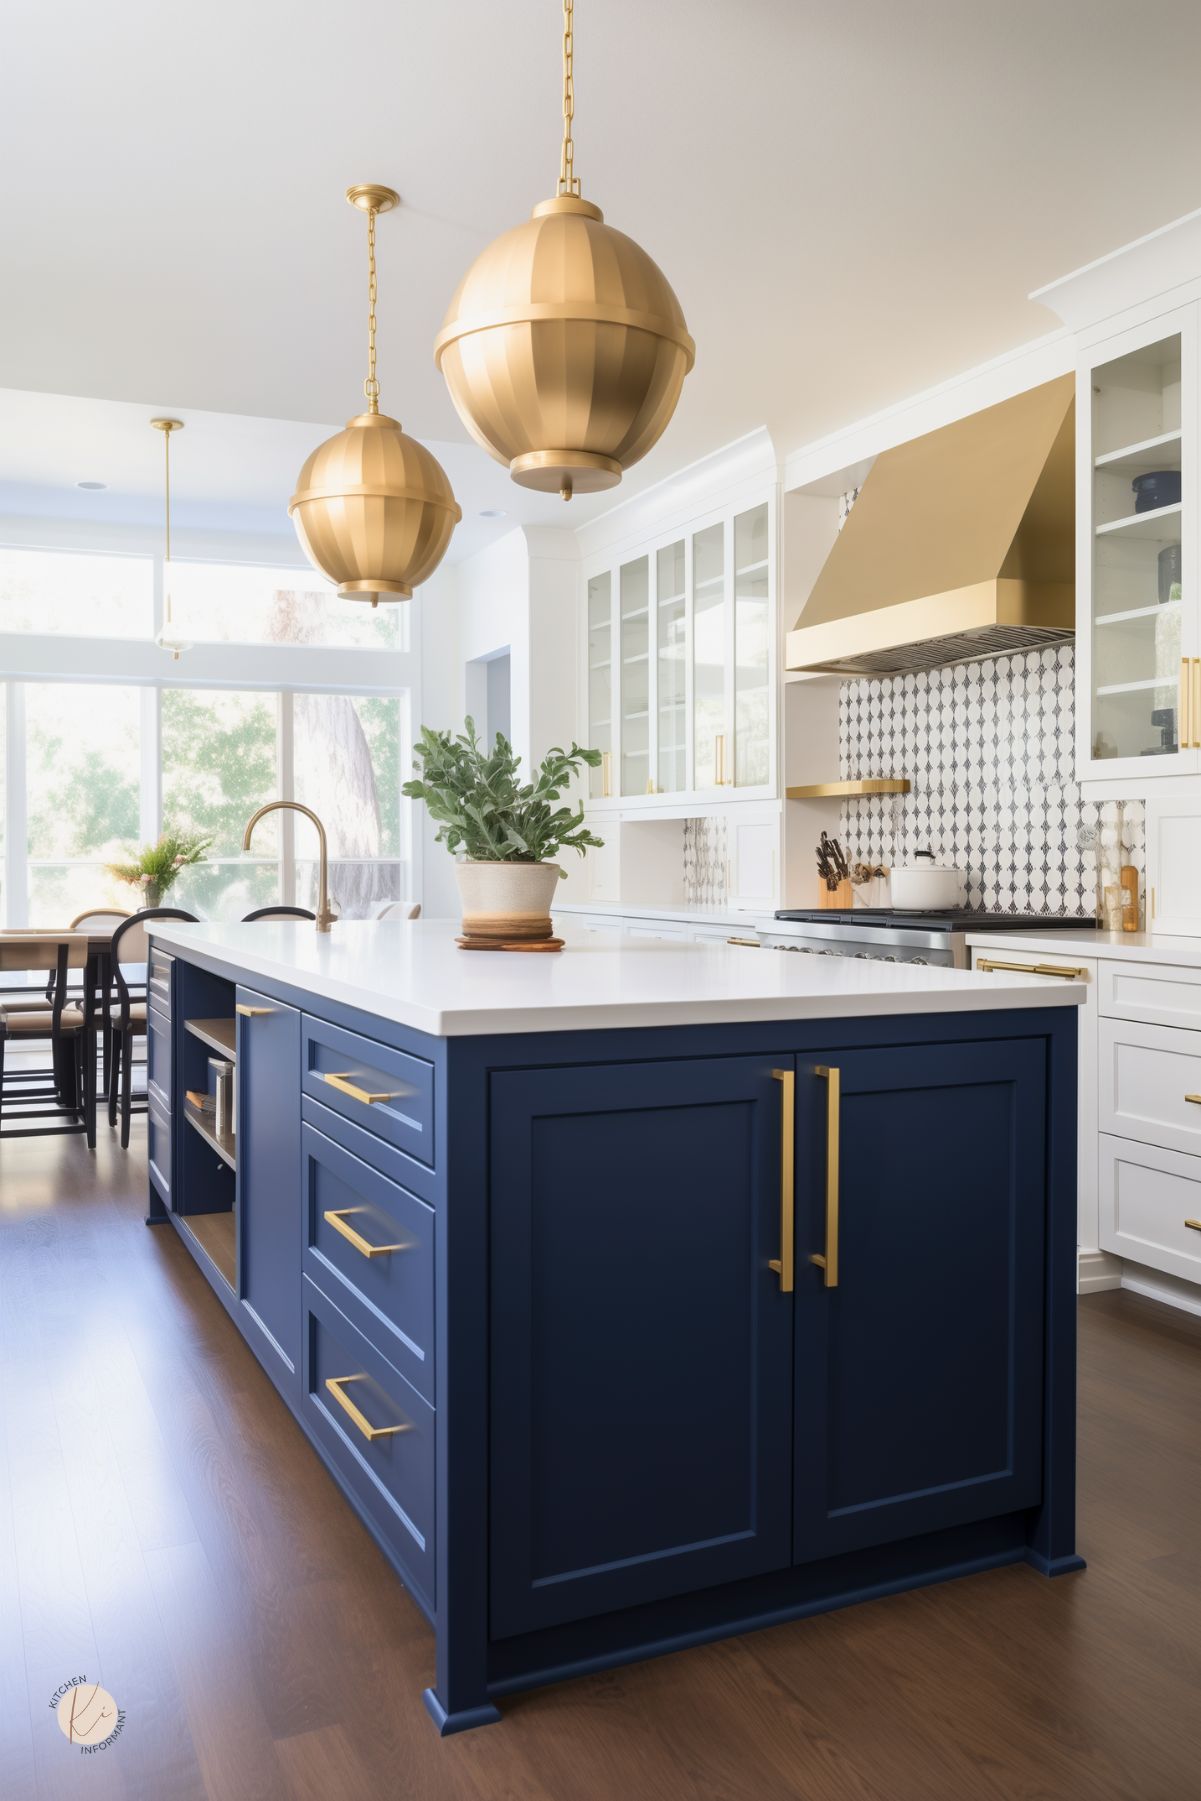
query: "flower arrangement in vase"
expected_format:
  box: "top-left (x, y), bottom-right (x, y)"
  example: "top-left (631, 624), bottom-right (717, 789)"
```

top-left (107, 830), bottom-right (211, 909)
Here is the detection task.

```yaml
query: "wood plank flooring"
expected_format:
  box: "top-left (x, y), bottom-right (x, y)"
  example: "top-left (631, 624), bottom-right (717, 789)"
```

top-left (2, 1129), bottom-right (1200, 1801)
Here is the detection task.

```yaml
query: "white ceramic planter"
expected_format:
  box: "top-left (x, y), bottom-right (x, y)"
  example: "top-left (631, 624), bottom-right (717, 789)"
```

top-left (455, 860), bottom-right (561, 941)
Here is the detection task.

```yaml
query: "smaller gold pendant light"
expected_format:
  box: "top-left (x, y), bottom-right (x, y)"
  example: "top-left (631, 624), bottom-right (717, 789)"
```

top-left (290, 186), bottom-right (461, 603)
top-left (435, 0), bottom-right (695, 500)
top-left (150, 416), bottom-right (192, 661)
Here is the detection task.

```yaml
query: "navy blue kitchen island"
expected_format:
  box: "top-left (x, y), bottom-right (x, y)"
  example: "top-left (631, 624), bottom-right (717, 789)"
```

top-left (145, 919), bottom-right (1083, 1734)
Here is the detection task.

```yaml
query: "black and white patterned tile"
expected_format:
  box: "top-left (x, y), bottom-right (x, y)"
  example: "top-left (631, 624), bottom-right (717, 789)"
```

top-left (838, 644), bottom-right (1144, 916)
top-left (682, 815), bottom-right (728, 908)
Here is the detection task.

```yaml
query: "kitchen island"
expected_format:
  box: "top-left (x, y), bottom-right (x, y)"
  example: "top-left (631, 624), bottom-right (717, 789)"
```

top-left (144, 918), bottom-right (1084, 1734)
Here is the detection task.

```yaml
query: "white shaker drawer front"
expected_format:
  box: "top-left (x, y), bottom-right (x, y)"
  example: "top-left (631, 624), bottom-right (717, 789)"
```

top-left (1100, 1018), bottom-right (1201, 1155)
top-left (1099, 959), bottom-right (1201, 1031)
top-left (1099, 1134), bottom-right (1201, 1285)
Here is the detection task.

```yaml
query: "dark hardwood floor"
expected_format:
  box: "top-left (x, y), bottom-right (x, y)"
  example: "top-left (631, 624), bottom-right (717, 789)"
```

top-left (2, 1129), bottom-right (1200, 1801)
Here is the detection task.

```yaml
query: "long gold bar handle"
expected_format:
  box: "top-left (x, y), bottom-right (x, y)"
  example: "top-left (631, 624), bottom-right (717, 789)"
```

top-left (323, 1070), bottom-right (404, 1106)
top-left (601, 750), bottom-right (612, 798)
top-left (1193, 658), bottom-right (1201, 749)
top-left (1185, 1219), bottom-right (1201, 1232)
top-left (323, 1207), bottom-right (408, 1259)
top-left (1182, 658), bottom-right (1192, 753)
top-left (975, 958), bottom-right (1088, 980)
top-left (236, 1003), bottom-right (273, 1017)
top-left (715, 732), bottom-right (727, 786)
top-left (812, 1065), bottom-right (840, 1287)
top-left (324, 1374), bottom-right (411, 1442)
top-left (768, 1069), bottom-right (794, 1292)
top-left (1185, 1095), bottom-right (1201, 1106)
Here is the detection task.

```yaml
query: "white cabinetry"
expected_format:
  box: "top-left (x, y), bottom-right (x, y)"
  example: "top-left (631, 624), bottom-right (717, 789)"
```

top-left (1145, 795), bottom-right (1201, 936)
top-left (582, 493), bottom-right (776, 813)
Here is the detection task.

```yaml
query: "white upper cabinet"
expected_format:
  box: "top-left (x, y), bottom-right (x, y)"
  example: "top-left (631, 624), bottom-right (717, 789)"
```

top-left (1078, 305), bottom-right (1199, 791)
top-left (582, 492), bottom-right (776, 813)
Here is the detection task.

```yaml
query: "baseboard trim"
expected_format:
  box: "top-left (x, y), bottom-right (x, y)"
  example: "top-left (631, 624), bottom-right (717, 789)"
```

top-left (1077, 1249), bottom-right (1122, 1294)
top-left (1120, 1265), bottom-right (1201, 1320)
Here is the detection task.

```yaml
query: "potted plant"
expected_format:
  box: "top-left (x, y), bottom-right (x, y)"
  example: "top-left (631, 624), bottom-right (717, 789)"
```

top-left (107, 829), bottom-right (211, 909)
top-left (403, 720), bottom-right (603, 943)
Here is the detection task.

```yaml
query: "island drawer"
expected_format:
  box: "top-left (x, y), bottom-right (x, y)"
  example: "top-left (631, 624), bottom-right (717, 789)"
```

top-left (147, 1002), bottom-right (171, 1111)
top-left (302, 1016), bottom-right (435, 1169)
top-left (303, 1123), bottom-right (435, 1405)
top-left (303, 1276), bottom-right (435, 1609)
top-left (147, 1090), bottom-right (171, 1209)
top-left (1100, 1017), bottom-right (1201, 1157)
top-left (148, 946), bottom-right (173, 1016)
top-left (1100, 1132), bottom-right (1201, 1284)
top-left (1100, 959), bottom-right (1201, 1033)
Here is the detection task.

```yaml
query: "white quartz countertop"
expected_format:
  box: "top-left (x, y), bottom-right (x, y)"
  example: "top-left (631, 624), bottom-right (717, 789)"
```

top-left (551, 900), bottom-right (759, 928)
top-left (148, 919), bottom-right (1084, 1039)
top-left (964, 926), bottom-right (1201, 967)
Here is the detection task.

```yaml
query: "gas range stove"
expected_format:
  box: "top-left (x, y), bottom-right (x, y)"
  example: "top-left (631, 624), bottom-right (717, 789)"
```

top-left (757, 908), bottom-right (1097, 969)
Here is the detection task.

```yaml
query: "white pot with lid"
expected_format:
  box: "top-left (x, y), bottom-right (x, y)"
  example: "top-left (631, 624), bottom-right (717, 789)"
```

top-left (888, 851), bottom-right (965, 911)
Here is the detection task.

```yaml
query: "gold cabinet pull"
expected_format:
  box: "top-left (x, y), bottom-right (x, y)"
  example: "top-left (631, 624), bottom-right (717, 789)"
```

top-left (768, 1069), bottom-right (795, 1292)
top-left (1185, 1095), bottom-right (1201, 1107)
top-left (324, 1374), bottom-right (411, 1441)
top-left (323, 1070), bottom-right (403, 1106)
top-left (726, 936), bottom-right (762, 948)
top-left (601, 749), bottom-right (612, 798)
top-left (811, 1065), bottom-right (840, 1287)
top-left (323, 1207), bottom-right (407, 1259)
top-left (1185, 1219), bottom-right (1201, 1233)
top-left (1182, 658), bottom-right (1192, 752)
top-left (236, 1003), bottom-right (273, 1017)
top-left (975, 958), bottom-right (1088, 980)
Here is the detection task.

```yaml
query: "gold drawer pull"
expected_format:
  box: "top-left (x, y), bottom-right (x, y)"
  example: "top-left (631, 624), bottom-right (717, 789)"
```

top-left (811, 1064), bottom-right (840, 1287)
top-left (769, 1070), bottom-right (795, 1292)
top-left (323, 1207), bottom-right (407, 1259)
top-left (236, 1003), bottom-right (274, 1016)
top-left (323, 1070), bottom-right (404, 1106)
top-left (1186, 1219), bottom-right (1201, 1233)
top-left (324, 1374), bottom-right (411, 1441)
top-left (1186, 1095), bottom-right (1201, 1107)
top-left (727, 936), bottom-right (762, 948)
top-left (975, 958), bottom-right (1088, 980)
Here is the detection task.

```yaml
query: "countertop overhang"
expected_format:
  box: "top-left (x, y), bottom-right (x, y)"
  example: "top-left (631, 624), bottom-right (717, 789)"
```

top-left (147, 920), bottom-right (1085, 1039)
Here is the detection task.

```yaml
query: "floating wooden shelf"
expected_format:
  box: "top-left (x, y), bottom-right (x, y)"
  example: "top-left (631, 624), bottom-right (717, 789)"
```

top-left (185, 1016), bottom-right (236, 1058)
top-left (786, 778), bottom-right (911, 799)
top-left (184, 1099), bottom-right (236, 1169)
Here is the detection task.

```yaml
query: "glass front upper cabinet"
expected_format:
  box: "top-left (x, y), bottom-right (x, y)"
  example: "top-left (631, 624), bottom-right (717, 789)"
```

top-left (655, 539), bottom-right (687, 795)
top-left (733, 503), bottom-right (771, 788)
top-left (619, 555), bottom-right (651, 796)
top-left (586, 571), bottom-right (613, 799)
top-left (1085, 316), bottom-right (1197, 781)
top-left (692, 522), bottom-right (728, 790)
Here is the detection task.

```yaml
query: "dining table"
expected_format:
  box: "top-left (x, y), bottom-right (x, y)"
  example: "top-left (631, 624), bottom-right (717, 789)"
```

top-left (0, 928), bottom-right (123, 1146)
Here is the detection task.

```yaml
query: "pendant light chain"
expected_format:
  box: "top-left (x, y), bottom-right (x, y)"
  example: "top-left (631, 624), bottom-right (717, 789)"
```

top-left (162, 425), bottom-right (172, 561)
top-left (557, 0), bottom-right (580, 197)
top-left (365, 203), bottom-right (381, 413)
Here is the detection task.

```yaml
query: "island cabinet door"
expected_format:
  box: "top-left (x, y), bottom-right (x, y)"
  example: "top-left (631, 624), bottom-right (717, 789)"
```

top-left (792, 1039), bottom-right (1047, 1563)
top-left (489, 1056), bottom-right (794, 1638)
top-left (237, 988), bottom-right (302, 1394)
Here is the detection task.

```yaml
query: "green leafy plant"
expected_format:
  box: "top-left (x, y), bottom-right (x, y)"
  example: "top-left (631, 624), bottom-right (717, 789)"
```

top-left (107, 829), bottom-right (212, 908)
top-left (403, 719), bottom-right (603, 874)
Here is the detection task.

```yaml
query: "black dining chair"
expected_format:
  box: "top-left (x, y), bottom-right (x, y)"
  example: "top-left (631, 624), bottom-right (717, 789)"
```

top-left (0, 938), bottom-right (93, 1141)
top-left (241, 906), bottom-right (316, 922)
top-left (108, 907), bottom-right (198, 1148)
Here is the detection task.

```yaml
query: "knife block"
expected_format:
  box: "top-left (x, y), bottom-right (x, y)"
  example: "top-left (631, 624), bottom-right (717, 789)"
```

top-left (817, 880), bottom-right (853, 909)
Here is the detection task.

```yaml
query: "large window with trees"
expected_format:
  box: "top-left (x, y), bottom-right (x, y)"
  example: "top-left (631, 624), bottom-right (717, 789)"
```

top-left (0, 536), bottom-right (418, 927)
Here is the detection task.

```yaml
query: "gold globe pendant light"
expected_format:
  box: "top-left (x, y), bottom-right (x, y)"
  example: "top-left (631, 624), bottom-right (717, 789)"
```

top-left (290, 186), bottom-right (461, 602)
top-left (434, 0), bottom-right (695, 500)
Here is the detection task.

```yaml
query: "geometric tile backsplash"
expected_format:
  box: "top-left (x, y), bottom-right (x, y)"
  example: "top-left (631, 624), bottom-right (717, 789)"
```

top-left (839, 643), bottom-right (1144, 916)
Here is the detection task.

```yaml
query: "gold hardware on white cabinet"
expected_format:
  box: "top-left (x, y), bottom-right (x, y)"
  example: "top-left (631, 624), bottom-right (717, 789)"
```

top-left (324, 1374), bottom-right (411, 1442)
top-left (323, 1070), bottom-right (404, 1106)
top-left (975, 958), bottom-right (1088, 980)
top-left (601, 750), bottom-right (612, 798)
top-left (323, 1207), bottom-right (408, 1258)
top-left (812, 1065), bottom-right (840, 1287)
top-left (769, 1069), bottom-right (795, 1293)
top-left (235, 1003), bottom-right (273, 1017)
top-left (726, 936), bottom-right (761, 948)
top-left (1185, 1095), bottom-right (1201, 1107)
top-left (1185, 1219), bottom-right (1201, 1233)
top-left (714, 732), bottom-right (728, 786)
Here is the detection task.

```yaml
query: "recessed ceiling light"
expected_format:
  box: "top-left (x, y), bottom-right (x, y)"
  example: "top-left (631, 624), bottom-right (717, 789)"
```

top-left (76, 479), bottom-right (107, 490)
top-left (478, 508), bottom-right (506, 519)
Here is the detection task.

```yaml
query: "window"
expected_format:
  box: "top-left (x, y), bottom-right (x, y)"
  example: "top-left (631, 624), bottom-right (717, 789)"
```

top-left (293, 693), bottom-right (405, 916)
top-left (24, 682), bottom-right (141, 920)
top-left (168, 561), bottom-right (404, 650)
top-left (161, 688), bottom-right (282, 920)
top-left (0, 547), bottom-right (153, 637)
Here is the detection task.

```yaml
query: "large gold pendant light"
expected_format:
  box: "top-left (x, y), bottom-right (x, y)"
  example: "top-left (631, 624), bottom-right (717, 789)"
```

top-left (290, 186), bottom-right (461, 602)
top-left (434, 0), bottom-right (695, 500)
top-left (151, 416), bottom-right (192, 661)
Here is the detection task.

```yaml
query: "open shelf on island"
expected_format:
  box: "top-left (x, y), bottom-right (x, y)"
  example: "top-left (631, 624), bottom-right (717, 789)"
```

top-left (180, 1211), bottom-right (236, 1291)
top-left (184, 1098), bottom-right (236, 1169)
top-left (1096, 501), bottom-right (1182, 540)
top-left (185, 1016), bottom-right (236, 1058)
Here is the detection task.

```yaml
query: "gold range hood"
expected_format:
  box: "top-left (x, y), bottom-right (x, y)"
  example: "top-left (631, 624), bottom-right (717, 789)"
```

top-left (786, 375), bottom-right (1075, 677)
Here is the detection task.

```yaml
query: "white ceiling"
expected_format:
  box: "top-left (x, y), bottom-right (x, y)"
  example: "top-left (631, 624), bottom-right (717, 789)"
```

top-left (3, 0), bottom-right (1201, 542)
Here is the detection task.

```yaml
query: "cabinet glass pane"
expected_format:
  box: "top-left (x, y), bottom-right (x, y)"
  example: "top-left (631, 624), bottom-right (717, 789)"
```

top-left (1090, 333), bottom-right (1184, 762)
top-left (692, 523), bottom-right (726, 788)
top-left (620, 556), bottom-right (650, 796)
top-left (733, 504), bottom-right (770, 787)
top-left (656, 539), bottom-right (687, 794)
top-left (587, 572), bottom-right (612, 798)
